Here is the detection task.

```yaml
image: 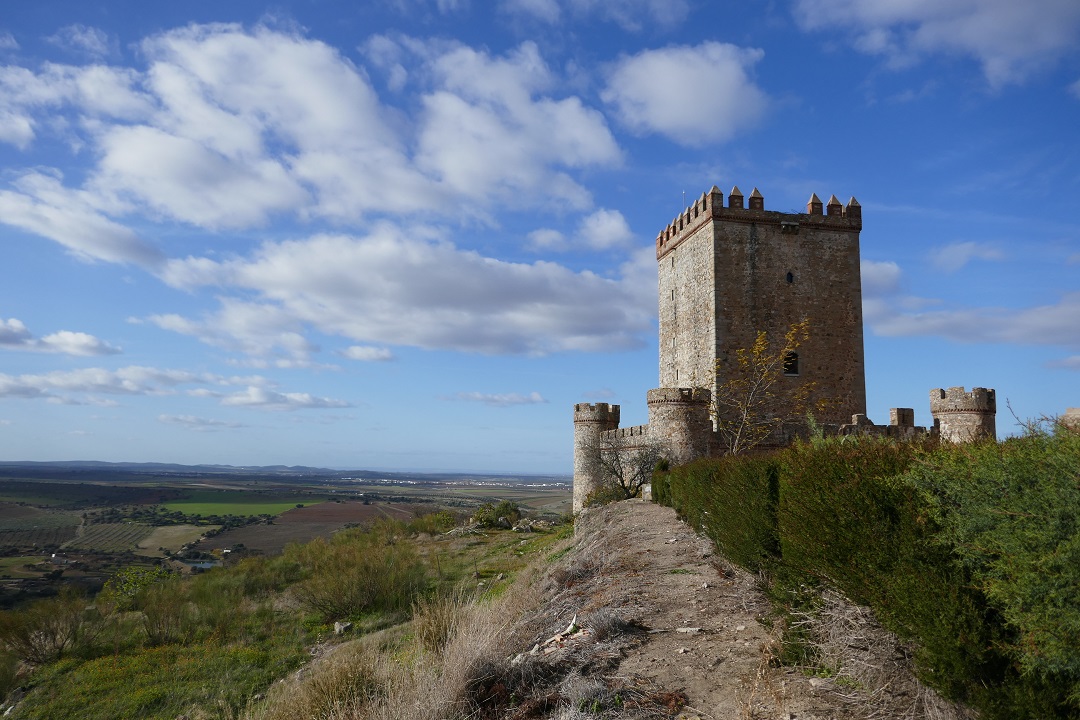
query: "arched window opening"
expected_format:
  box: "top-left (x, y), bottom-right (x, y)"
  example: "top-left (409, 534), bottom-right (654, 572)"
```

top-left (783, 351), bottom-right (799, 376)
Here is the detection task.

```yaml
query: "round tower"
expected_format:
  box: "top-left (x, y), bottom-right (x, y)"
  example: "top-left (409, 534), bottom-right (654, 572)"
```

top-left (573, 403), bottom-right (620, 513)
top-left (929, 387), bottom-right (996, 443)
top-left (646, 388), bottom-right (712, 465)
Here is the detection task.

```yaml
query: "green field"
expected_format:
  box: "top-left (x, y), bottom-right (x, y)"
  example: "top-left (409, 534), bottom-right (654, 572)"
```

top-left (160, 490), bottom-right (326, 517)
top-left (0, 556), bottom-right (49, 578)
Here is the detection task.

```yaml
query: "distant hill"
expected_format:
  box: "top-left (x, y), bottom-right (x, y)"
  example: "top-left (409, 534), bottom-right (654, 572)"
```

top-left (0, 460), bottom-right (569, 486)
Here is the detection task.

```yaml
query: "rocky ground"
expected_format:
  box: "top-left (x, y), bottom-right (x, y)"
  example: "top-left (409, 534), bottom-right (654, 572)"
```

top-left (505, 499), bottom-right (970, 720)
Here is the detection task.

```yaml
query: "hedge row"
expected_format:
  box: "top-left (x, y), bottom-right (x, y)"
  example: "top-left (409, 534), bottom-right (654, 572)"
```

top-left (653, 426), bottom-right (1080, 719)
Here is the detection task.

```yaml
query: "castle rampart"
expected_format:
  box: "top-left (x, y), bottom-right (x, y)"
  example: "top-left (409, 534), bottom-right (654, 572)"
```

top-left (930, 387), bottom-right (997, 442)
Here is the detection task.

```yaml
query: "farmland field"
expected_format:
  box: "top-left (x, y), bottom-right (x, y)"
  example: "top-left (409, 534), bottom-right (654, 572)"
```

top-left (64, 523), bottom-right (154, 552)
top-left (136, 524), bottom-right (212, 556)
top-left (0, 503), bottom-right (81, 530)
top-left (161, 490), bottom-right (327, 517)
top-left (194, 500), bottom-right (414, 555)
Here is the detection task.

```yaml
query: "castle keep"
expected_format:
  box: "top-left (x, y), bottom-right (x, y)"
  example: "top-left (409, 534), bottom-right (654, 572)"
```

top-left (572, 185), bottom-right (997, 512)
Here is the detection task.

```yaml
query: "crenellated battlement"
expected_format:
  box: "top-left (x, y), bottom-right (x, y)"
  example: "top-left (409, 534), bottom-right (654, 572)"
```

top-left (929, 387), bottom-right (997, 414)
top-left (601, 424), bottom-right (649, 441)
top-left (655, 185), bottom-right (862, 260)
top-left (573, 402), bottom-right (621, 425)
top-left (645, 387), bottom-right (711, 405)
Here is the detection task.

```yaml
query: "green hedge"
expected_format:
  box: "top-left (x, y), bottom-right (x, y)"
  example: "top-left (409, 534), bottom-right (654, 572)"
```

top-left (654, 428), bottom-right (1080, 719)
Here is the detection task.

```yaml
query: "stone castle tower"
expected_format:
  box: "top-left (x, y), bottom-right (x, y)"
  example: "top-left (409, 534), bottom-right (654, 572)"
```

top-left (656, 186), bottom-right (866, 425)
top-left (930, 387), bottom-right (997, 442)
top-left (572, 185), bottom-right (868, 511)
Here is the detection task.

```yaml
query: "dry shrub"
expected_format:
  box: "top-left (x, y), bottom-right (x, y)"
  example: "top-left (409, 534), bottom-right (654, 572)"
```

top-left (792, 588), bottom-right (974, 720)
top-left (248, 641), bottom-right (380, 720)
top-left (411, 586), bottom-right (472, 654)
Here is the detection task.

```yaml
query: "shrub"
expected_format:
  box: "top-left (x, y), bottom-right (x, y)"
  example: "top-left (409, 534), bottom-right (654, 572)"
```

top-left (473, 500), bottom-right (521, 528)
top-left (0, 588), bottom-right (88, 664)
top-left (288, 533), bottom-right (426, 620)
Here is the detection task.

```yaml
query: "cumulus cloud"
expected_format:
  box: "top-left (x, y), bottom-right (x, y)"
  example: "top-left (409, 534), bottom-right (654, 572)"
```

top-left (147, 299), bottom-right (316, 363)
top-left (221, 386), bottom-right (351, 410)
top-left (342, 346), bottom-right (395, 362)
top-left (160, 224), bottom-right (655, 356)
top-left (2, 25), bottom-right (624, 263)
top-left (793, 0), bottom-right (1080, 87)
top-left (416, 40), bottom-right (620, 209)
top-left (0, 33), bottom-right (18, 51)
top-left (528, 208), bottom-right (635, 252)
top-left (0, 171), bottom-right (163, 266)
top-left (602, 42), bottom-right (767, 144)
top-left (0, 317), bottom-right (122, 356)
top-left (929, 241), bottom-right (1005, 272)
top-left (451, 391), bottom-right (548, 406)
top-left (158, 414), bottom-right (245, 430)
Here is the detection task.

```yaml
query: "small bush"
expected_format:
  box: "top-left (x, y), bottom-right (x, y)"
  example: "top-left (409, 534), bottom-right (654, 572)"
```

top-left (0, 588), bottom-right (88, 664)
top-left (474, 500), bottom-right (521, 528)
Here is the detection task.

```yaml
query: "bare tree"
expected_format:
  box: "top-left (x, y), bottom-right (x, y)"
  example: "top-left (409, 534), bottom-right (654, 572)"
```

top-left (587, 435), bottom-right (665, 505)
top-left (712, 319), bottom-right (822, 455)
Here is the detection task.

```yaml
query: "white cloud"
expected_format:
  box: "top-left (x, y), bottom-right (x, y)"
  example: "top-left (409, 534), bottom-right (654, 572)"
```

top-left (451, 391), bottom-right (548, 406)
top-left (1047, 356), bottom-right (1080, 371)
top-left (1070, 79), bottom-right (1080, 99)
top-left (160, 224), bottom-right (655, 356)
top-left (47, 25), bottom-right (112, 58)
top-left (416, 41), bottom-right (620, 209)
top-left (929, 241), bottom-right (1005, 272)
top-left (501, 0), bottom-right (562, 23)
top-left (565, 0), bottom-right (689, 31)
top-left (147, 299), bottom-right (316, 363)
top-left (2, 25), bottom-right (623, 261)
top-left (528, 208), bottom-right (635, 252)
top-left (0, 33), bottom-right (18, 51)
top-left (158, 414), bottom-right (245, 430)
top-left (342, 346), bottom-right (395, 362)
top-left (221, 386), bottom-right (351, 411)
top-left (863, 258), bottom-right (1080, 351)
top-left (0, 366), bottom-right (208, 402)
top-left (0, 317), bottom-right (122, 356)
top-left (602, 42), bottom-right (768, 144)
top-left (861, 259), bottom-right (903, 296)
top-left (0, 171), bottom-right (163, 266)
top-left (793, 0), bottom-right (1080, 87)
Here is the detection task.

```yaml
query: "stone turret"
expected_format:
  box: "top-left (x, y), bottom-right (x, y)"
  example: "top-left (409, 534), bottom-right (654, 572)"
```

top-left (930, 387), bottom-right (997, 442)
top-left (646, 388), bottom-right (712, 465)
top-left (572, 403), bottom-right (620, 512)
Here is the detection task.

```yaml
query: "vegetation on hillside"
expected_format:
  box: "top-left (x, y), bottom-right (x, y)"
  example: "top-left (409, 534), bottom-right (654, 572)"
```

top-left (0, 505), bottom-right (570, 719)
top-left (654, 419), bottom-right (1080, 719)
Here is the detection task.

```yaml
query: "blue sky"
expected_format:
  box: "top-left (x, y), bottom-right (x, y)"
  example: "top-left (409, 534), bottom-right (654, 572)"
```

top-left (0, 0), bottom-right (1078, 473)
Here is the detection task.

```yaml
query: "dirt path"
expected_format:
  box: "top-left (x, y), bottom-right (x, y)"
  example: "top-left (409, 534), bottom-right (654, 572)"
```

top-left (524, 498), bottom-right (976, 720)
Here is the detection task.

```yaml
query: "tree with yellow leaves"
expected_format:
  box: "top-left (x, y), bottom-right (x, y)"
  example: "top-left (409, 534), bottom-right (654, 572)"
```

top-left (711, 319), bottom-right (820, 455)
